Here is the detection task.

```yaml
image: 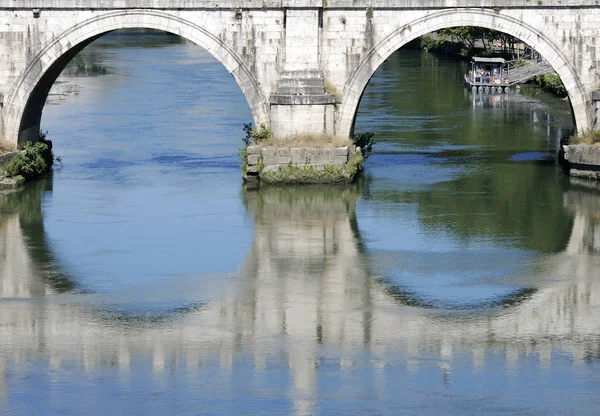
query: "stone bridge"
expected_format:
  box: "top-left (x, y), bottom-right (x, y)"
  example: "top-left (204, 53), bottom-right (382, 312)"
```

top-left (1, 0), bottom-right (600, 149)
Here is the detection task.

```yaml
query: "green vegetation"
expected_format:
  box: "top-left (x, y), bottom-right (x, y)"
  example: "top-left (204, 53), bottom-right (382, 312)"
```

top-left (239, 124), bottom-right (368, 183)
top-left (364, 159), bottom-right (573, 254)
top-left (528, 73), bottom-right (567, 97)
top-left (324, 79), bottom-right (342, 103)
top-left (240, 123), bottom-right (273, 175)
top-left (569, 129), bottom-right (600, 145)
top-left (421, 27), bottom-right (529, 60)
top-left (352, 132), bottom-right (375, 159)
top-left (67, 54), bottom-right (109, 75)
top-left (260, 151), bottom-right (364, 184)
top-left (242, 122), bottom-right (272, 145)
top-left (420, 35), bottom-right (468, 56)
top-left (3, 131), bottom-right (54, 179)
top-left (420, 28), bottom-right (567, 97)
top-left (239, 146), bottom-right (249, 176)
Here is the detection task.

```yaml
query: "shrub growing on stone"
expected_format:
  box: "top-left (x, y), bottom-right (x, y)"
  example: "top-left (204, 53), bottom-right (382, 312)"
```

top-left (352, 132), bottom-right (375, 159)
top-left (3, 133), bottom-right (54, 179)
top-left (242, 123), bottom-right (272, 145)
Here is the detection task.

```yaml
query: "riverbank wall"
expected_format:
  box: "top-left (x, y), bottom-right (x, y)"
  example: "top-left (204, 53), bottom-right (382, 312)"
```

top-left (244, 145), bottom-right (363, 184)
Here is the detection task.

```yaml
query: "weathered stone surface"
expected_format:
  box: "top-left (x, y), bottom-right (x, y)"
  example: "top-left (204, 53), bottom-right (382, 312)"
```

top-left (277, 147), bottom-right (291, 164)
top-left (262, 165), bottom-right (280, 173)
top-left (247, 154), bottom-right (260, 165)
top-left (269, 94), bottom-right (336, 105)
top-left (0, 175), bottom-right (25, 189)
top-left (246, 146), bottom-right (261, 155)
top-left (246, 164), bottom-right (260, 173)
top-left (243, 145), bottom-right (363, 183)
top-left (564, 145), bottom-right (600, 166)
top-left (333, 147), bottom-right (349, 157)
top-left (563, 145), bottom-right (600, 180)
top-left (262, 148), bottom-right (278, 165)
top-left (290, 148), bottom-right (306, 164)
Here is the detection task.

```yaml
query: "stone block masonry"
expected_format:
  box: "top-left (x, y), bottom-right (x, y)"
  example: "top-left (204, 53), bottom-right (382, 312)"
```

top-left (563, 145), bottom-right (600, 180)
top-left (244, 145), bottom-right (363, 184)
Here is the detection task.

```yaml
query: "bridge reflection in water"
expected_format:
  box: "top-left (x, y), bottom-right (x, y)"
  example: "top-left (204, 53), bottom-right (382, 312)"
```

top-left (0, 181), bottom-right (599, 413)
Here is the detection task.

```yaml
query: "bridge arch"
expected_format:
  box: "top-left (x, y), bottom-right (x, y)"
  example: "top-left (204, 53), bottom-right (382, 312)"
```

top-left (337, 9), bottom-right (588, 137)
top-left (4, 10), bottom-right (270, 147)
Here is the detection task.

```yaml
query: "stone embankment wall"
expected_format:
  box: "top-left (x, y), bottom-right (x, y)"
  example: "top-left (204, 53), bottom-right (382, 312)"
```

top-left (245, 145), bottom-right (362, 183)
top-left (563, 145), bottom-right (600, 180)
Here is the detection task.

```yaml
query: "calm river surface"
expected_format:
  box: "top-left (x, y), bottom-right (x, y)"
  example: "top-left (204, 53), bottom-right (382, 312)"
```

top-left (1, 33), bottom-right (599, 415)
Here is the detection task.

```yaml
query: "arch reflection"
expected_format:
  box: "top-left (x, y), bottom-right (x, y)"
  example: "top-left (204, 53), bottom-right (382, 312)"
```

top-left (0, 181), bottom-right (599, 412)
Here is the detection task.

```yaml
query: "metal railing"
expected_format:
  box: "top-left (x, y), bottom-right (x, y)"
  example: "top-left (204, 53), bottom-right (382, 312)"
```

top-left (505, 51), bottom-right (554, 85)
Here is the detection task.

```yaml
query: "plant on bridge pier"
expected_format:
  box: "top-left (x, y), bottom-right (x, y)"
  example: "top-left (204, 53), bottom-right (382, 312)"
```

top-left (569, 129), bottom-right (600, 145)
top-left (242, 122), bottom-right (272, 145)
top-left (352, 131), bottom-right (375, 159)
top-left (3, 131), bottom-right (54, 179)
top-left (240, 123), bottom-right (272, 178)
top-left (324, 79), bottom-right (342, 103)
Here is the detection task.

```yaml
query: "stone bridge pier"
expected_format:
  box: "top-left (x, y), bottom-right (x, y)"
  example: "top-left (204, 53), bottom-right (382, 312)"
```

top-left (1, 0), bottom-right (600, 150)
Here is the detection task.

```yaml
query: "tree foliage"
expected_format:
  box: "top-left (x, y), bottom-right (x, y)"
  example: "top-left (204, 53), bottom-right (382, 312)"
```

top-left (434, 27), bottom-right (522, 58)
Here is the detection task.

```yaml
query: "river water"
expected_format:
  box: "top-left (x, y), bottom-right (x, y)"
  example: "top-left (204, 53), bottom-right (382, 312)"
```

top-left (1, 33), bottom-right (599, 415)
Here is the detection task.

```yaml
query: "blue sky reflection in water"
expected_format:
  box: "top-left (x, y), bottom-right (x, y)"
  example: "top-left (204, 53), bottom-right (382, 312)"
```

top-left (0, 33), bottom-right (599, 415)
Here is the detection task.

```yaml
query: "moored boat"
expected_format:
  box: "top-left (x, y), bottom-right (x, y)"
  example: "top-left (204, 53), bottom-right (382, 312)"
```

top-left (464, 56), bottom-right (508, 93)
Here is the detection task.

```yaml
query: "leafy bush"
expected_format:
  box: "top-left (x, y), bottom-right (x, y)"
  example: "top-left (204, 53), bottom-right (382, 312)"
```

top-left (242, 123), bottom-right (272, 145)
top-left (352, 132), bottom-right (375, 159)
top-left (420, 36), bottom-right (436, 51)
top-left (533, 74), bottom-right (567, 97)
top-left (3, 132), bottom-right (54, 179)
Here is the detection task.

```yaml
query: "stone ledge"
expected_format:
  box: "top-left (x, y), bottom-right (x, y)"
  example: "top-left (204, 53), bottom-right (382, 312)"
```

top-left (563, 144), bottom-right (600, 180)
top-left (269, 94), bottom-right (336, 105)
top-left (244, 145), bottom-right (362, 184)
top-left (564, 144), bottom-right (600, 166)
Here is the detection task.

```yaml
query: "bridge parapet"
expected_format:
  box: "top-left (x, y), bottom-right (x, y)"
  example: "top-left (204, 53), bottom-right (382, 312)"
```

top-left (2, 0), bottom-right (600, 8)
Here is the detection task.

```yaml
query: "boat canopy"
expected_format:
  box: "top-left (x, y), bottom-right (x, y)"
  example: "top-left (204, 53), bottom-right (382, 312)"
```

top-left (471, 57), bottom-right (506, 64)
